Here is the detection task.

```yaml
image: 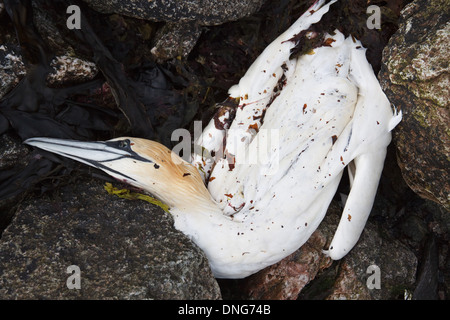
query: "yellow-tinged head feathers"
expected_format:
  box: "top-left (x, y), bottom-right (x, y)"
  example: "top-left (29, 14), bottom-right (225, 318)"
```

top-left (117, 137), bottom-right (214, 210)
top-left (24, 136), bottom-right (215, 211)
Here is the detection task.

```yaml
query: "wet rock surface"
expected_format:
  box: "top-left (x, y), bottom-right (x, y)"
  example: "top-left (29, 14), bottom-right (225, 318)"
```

top-left (0, 177), bottom-right (221, 299)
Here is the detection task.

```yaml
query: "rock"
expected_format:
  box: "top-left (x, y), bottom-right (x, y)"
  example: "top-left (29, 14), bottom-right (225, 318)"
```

top-left (379, 0), bottom-right (450, 211)
top-left (30, 1), bottom-right (69, 57)
top-left (326, 262), bottom-right (372, 300)
top-left (0, 134), bottom-right (32, 231)
top-left (150, 21), bottom-right (202, 61)
top-left (413, 235), bottom-right (439, 299)
top-left (0, 134), bottom-right (30, 172)
top-left (0, 177), bottom-right (221, 299)
top-left (81, 0), bottom-right (267, 61)
top-left (325, 221), bottom-right (418, 300)
top-left (407, 199), bottom-right (450, 300)
top-left (81, 0), bottom-right (267, 25)
top-left (0, 44), bottom-right (26, 99)
top-left (47, 54), bottom-right (98, 85)
top-left (0, 40), bottom-right (97, 97)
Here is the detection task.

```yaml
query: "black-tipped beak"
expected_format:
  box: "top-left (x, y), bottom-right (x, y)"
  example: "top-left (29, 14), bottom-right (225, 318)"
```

top-left (24, 137), bottom-right (151, 182)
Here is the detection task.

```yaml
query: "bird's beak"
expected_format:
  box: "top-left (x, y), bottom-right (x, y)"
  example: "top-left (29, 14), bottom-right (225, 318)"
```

top-left (24, 137), bottom-right (152, 183)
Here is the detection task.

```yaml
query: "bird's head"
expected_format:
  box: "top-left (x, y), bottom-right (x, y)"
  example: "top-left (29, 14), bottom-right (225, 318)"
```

top-left (24, 137), bottom-right (213, 210)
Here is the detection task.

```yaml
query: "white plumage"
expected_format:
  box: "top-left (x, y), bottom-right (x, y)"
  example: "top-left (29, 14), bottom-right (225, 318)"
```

top-left (25, 0), bottom-right (401, 279)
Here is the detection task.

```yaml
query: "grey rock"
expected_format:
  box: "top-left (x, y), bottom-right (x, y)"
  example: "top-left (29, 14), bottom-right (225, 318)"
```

top-left (81, 0), bottom-right (267, 25)
top-left (47, 55), bottom-right (98, 85)
top-left (31, 1), bottom-right (69, 57)
top-left (0, 44), bottom-right (26, 100)
top-left (399, 214), bottom-right (428, 245)
top-left (379, 0), bottom-right (450, 211)
top-left (326, 220), bottom-right (418, 300)
top-left (0, 178), bottom-right (221, 299)
top-left (0, 134), bottom-right (33, 232)
top-left (0, 134), bottom-right (30, 171)
top-left (151, 21), bottom-right (202, 61)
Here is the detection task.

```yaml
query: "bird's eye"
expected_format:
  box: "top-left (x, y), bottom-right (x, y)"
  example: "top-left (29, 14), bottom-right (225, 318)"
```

top-left (118, 139), bottom-right (130, 149)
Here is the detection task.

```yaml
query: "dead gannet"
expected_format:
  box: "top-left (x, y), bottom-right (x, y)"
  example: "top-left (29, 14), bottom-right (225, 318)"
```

top-left (24, 0), bottom-right (401, 279)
